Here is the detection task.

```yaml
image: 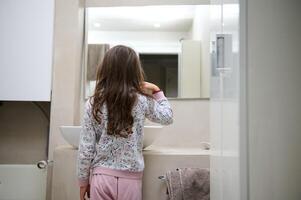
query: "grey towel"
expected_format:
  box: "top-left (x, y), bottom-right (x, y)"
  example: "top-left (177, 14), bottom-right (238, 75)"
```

top-left (87, 44), bottom-right (109, 81)
top-left (165, 168), bottom-right (210, 200)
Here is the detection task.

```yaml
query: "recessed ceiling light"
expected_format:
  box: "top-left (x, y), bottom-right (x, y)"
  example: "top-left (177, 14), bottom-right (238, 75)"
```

top-left (153, 23), bottom-right (161, 28)
top-left (93, 22), bottom-right (101, 28)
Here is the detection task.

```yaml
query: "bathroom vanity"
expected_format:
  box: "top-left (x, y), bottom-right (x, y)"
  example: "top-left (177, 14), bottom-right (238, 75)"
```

top-left (51, 145), bottom-right (209, 200)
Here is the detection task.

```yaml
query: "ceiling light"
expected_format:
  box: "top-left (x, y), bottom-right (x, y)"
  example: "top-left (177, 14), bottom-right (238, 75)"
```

top-left (93, 23), bottom-right (101, 28)
top-left (154, 23), bottom-right (161, 28)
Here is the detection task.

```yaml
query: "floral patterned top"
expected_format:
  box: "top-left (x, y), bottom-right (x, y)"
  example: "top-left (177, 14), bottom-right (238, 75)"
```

top-left (77, 91), bottom-right (173, 186)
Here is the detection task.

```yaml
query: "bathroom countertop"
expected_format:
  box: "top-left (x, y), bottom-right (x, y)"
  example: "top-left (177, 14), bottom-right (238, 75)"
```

top-left (54, 145), bottom-right (210, 155)
top-left (143, 145), bottom-right (210, 155)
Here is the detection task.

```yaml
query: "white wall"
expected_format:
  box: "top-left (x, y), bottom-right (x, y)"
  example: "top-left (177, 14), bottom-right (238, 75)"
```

top-left (0, 0), bottom-right (54, 101)
top-left (247, 0), bottom-right (301, 199)
top-left (48, 0), bottom-right (85, 160)
top-left (48, 0), bottom-right (85, 199)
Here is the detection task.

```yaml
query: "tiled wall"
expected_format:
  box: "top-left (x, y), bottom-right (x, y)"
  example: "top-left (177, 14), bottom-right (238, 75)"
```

top-left (151, 99), bottom-right (209, 147)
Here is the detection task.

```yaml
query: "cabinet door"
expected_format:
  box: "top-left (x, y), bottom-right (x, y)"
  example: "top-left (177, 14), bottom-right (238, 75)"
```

top-left (180, 40), bottom-right (202, 98)
top-left (0, 0), bottom-right (54, 101)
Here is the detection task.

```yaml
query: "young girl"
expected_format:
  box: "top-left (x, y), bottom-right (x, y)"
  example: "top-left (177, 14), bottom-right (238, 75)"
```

top-left (77, 45), bottom-right (173, 200)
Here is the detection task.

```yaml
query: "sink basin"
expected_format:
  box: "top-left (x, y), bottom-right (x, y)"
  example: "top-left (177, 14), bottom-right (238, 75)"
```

top-left (59, 126), bottom-right (81, 148)
top-left (143, 125), bottom-right (163, 148)
top-left (59, 125), bottom-right (163, 149)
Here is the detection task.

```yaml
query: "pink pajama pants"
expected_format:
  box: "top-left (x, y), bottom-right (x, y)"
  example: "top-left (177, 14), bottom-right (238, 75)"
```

top-left (90, 167), bottom-right (143, 200)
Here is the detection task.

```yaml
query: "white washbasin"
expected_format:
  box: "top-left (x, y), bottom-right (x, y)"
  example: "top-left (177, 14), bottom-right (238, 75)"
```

top-left (59, 125), bottom-right (163, 149)
top-left (143, 125), bottom-right (163, 148)
top-left (59, 126), bottom-right (81, 148)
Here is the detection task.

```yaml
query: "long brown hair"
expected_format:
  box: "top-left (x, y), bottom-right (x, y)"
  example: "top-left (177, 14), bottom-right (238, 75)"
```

top-left (91, 45), bottom-right (146, 137)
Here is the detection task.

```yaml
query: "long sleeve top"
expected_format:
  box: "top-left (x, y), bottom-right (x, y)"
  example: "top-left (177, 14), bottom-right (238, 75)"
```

top-left (77, 91), bottom-right (173, 186)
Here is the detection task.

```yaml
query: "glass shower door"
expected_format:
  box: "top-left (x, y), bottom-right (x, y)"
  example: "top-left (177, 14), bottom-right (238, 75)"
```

top-left (210, 1), bottom-right (240, 200)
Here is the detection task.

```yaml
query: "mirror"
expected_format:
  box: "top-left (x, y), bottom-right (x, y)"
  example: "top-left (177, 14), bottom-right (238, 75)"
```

top-left (84, 5), bottom-right (210, 99)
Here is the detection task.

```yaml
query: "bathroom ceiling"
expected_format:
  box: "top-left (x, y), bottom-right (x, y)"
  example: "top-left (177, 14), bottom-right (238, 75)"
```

top-left (88, 6), bottom-right (195, 32)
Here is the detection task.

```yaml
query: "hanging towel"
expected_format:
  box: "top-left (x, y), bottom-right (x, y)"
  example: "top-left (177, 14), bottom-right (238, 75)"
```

top-left (165, 168), bottom-right (210, 200)
top-left (87, 44), bottom-right (110, 81)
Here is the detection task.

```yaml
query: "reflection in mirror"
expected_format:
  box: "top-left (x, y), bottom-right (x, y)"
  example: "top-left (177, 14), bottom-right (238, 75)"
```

top-left (85, 44), bottom-right (110, 96)
top-left (140, 54), bottom-right (178, 98)
top-left (84, 5), bottom-right (210, 99)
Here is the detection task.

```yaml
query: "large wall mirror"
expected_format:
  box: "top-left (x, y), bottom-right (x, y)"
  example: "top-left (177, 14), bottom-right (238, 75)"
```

top-left (84, 5), bottom-right (210, 99)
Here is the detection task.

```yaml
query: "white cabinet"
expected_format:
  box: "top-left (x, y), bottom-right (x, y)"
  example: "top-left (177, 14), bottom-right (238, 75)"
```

top-left (180, 40), bottom-right (202, 98)
top-left (0, 0), bottom-right (54, 101)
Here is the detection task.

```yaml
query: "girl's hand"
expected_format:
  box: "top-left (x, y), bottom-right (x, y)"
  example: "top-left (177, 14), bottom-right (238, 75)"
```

top-left (141, 82), bottom-right (160, 95)
top-left (80, 185), bottom-right (90, 200)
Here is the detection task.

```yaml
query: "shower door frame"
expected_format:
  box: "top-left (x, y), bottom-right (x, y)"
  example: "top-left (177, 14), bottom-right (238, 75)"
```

top-left (239, 0), bottom-right (249, 199)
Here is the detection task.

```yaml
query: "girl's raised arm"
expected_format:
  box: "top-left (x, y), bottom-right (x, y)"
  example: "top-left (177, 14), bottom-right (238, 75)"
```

top-left (145, 91), bottom-right (173, 125)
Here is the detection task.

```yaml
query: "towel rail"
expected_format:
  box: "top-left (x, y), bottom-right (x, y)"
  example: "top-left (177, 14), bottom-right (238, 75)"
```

top-left (159, 168), bottom-right (180, 181)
